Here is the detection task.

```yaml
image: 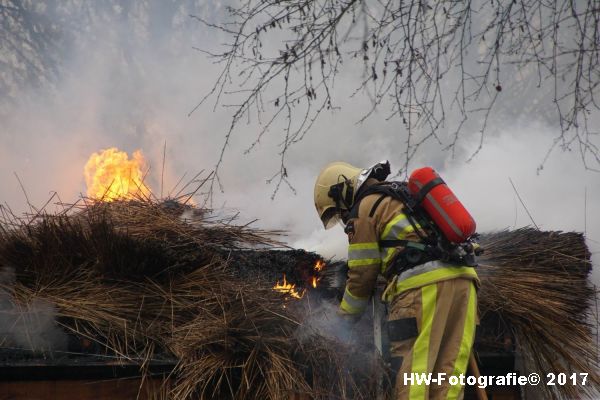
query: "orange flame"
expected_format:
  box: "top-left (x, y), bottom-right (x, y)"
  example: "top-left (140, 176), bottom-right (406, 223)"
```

top-left (273, 274), bottom-right (304, 299)
top-left (310, 260), bottom-right (325, 288)
top-left (84, 148), bottom-right (150, 201)
top-left (314, 260), bottom-right (325, 272)
top-left (311, 276), bottom-right (319, 288)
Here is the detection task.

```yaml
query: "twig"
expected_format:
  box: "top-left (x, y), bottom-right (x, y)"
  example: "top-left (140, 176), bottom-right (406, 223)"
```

top-left (508, 177), bottom-right (539, 230)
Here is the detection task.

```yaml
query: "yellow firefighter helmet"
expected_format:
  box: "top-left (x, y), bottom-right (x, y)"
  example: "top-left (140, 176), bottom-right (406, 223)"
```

top-left (314, 161), bottom-right (364, 229)
top-left (314, 160), bottom-right (392, 229)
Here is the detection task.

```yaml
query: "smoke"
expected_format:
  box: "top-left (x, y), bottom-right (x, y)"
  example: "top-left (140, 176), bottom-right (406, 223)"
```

top-left (442, 122), bottom-right (600, 284)
top-left (0, 5), bottom-right (598, 390)
top-left (0, 267), bottom-right (67, 353)
top-left (294, 293), bottom-right (378, 379)
top-left (0, 3), bottom-right (598, 277)
top-left (295, 296), bottom-right (361, 345)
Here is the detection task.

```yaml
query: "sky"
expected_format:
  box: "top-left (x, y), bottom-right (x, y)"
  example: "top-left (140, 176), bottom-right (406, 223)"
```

top-left (0, 1), bottom-right (598, 287)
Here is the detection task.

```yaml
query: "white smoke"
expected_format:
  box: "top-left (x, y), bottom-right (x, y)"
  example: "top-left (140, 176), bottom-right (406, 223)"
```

top-left (0, 4), bottom-right (597, 279)
top-left (294, 298), bottom-right (361, 345)
top-left (0, 267), bottom-right (67, 353)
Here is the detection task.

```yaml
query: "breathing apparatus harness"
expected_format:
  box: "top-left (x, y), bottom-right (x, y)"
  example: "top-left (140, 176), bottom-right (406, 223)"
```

top-left (335, 163), bottom-right (481, 279)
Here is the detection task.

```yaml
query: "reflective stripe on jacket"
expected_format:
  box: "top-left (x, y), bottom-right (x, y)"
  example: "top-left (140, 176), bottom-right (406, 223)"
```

top-left (339, 181), bottom-right (479, 315)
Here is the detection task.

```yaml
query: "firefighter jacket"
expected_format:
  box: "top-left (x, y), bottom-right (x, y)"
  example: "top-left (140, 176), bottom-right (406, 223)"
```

top-left (339, 181), bottom-right (480, 315)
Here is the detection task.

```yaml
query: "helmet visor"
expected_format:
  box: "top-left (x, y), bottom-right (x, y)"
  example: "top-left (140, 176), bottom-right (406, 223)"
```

top-left (320, 207), bottom-right (341, 230)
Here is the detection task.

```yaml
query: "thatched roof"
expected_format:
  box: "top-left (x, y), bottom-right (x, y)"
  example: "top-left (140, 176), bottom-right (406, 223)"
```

top-left (0, 199), bottom-right (379, 399)
top-left (478, 229), bottom-right (597, 399)
top-left (0, 199), bottom-right (597, 399)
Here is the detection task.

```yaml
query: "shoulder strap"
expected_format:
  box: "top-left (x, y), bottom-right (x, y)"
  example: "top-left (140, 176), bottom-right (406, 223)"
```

top-left (348, 182), bottom-right (396, 220)
top-left (350, 181), bottom-right (440, 245)
top-left (350, 181), bottom-right (414, 217)
top-left (369, 194), bottom-right (387, 217)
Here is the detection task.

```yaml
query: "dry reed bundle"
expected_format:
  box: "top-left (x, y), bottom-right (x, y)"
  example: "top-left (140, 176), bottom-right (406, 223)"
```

top-left (0, 198), bottom-right (285, 284)
top-left (1, 196), bottom-right (597, 399)
top-left (0, 198), bottom-right (376, 399)
top-left (166, 266), bottom-right (372, 399)
top-left (478, 228), bottom-right (598, 399)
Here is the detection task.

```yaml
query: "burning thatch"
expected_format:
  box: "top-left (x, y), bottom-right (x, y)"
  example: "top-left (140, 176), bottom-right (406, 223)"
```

top-left (0, 198), bottom-right (379, 400)
top-left (0, 196), bottom-right (598, 399)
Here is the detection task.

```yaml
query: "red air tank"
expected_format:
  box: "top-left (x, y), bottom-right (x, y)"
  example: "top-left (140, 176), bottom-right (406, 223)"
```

top-left (408, 167), bottom-right (476, 243)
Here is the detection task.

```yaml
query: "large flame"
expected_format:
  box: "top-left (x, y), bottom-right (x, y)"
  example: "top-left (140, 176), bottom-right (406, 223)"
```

top-left (84, 148), bottom-right (150, 201)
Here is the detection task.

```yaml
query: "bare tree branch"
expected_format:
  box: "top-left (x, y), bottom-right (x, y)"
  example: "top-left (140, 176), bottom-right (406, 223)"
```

top-left (193, 0), bottom-right (600, 197)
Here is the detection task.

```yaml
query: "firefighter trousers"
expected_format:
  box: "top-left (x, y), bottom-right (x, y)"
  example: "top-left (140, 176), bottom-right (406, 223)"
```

top-left (387, 278), bottom-right (477, 400)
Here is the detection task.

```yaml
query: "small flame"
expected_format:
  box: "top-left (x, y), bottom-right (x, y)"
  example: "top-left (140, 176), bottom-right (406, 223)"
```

top-left (84, 147), bottom-right (150, 201)
top-left (310, 260), bottom-right (325, 288)
top-left (273, 274), bottom-right (305, 299)
top-left (314, 260), bottom-right (325, 272)
top-left (311, 276), bottom-right (319, 288)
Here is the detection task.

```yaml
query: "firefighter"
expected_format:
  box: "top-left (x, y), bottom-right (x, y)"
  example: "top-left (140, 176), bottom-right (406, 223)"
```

top-left (313, 161), bottom-right (479, 400)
